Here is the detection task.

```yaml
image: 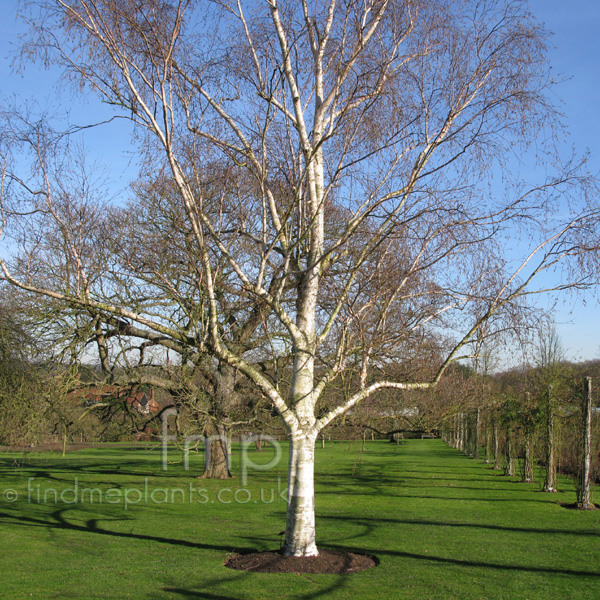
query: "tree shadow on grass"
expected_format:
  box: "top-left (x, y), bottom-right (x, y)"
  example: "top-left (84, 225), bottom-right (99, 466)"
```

top-left (159, 589), bottom-right (241, 600)
top-left (2, 507), bottom-right (351, 600)
top-left (0, 507), bottom-right (256, 554)
top-left (315, 454), bottom-right (575, 500)
top-left (338, 543), bottom-right (600, 578)
top-left (308, 514), bottom-right (600, 577)
top-left (319, 493), bottom-right (567, 505)
top-left (0, 457), bottom-right (190, 480)
top-left (319, 513), bottom-right (600, 539)
top-left (315, 473), bottom-right (561, 501)
top-left (156, 572), bottom-right (353, 600)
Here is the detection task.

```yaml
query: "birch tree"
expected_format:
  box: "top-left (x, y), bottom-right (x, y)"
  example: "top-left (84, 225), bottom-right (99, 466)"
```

top-left (534, 325), bottom-right (568, 492)
top-left (2, 0), bottom-right (599, 556)
top-left (577, 376), bottom-right (594, 509)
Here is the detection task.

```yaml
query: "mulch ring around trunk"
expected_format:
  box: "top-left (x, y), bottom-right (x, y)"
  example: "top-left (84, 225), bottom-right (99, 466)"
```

top-left (225, 549), bottom-right (378, 574)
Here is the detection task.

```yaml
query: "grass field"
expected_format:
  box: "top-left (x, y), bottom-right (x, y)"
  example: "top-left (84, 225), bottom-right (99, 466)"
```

top-left (0, 438), bottom-right (599, 599)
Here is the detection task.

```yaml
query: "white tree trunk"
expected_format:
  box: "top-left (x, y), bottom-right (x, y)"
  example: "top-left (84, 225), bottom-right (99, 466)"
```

top-left (282, 341), bottom-right (319, 557)
top-left (283, 432), bottom-right (318, 556)
top-left (578, 377), bottom-right (593, 508)
top-left (505, 428), bottom-right (516, 476)
top-left (473, 408), bottom-right (480, 459)
top-left (522, 435), bottom-right (534, 483)
top-left (493, 423), bottom-right (501, 470)
top-left (542, 387), bottom-right (557, 492)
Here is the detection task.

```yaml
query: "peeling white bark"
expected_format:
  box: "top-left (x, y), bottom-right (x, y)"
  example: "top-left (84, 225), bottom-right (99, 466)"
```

top-left (578, 377), bottom-right (593, 508)
top-left (283, 433), bottom-right (318, 556)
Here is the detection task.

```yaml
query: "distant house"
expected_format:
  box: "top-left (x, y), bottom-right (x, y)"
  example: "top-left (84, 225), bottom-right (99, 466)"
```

top-left (69, 385), bottom-right (160, 415)
top-left (378, 406), bottom-right (420, 419)
top-left (128, 389), bottom-right (160, 415)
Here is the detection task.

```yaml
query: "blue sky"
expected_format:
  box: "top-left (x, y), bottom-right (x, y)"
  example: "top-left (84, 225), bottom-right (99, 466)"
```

top-left (1, 0), bottom-right (599, 364)
top-left (0, 2), bottom-right (138, 192)
top-left (525, 0), bottom-right (600, 362)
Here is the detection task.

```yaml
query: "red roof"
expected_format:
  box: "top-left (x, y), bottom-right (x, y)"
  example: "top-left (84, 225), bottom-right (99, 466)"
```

top-left (68, 385), bottom-right (160, 414)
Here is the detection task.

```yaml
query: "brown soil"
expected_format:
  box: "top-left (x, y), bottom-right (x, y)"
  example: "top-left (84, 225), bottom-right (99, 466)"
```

top-left (560, 502), bottom-right (599, 510)
top-left (224, 549), bottom-right (378, 574)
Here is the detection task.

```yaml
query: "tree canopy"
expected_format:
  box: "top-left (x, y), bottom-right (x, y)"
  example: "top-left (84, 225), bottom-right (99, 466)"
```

top-left (1, 0), bottom-right (599, 555)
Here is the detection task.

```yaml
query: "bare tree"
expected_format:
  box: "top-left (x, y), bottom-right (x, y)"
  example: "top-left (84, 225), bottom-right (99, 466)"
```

top-left (533, 324), bottom-right (568, 492)
top-left (2, 0), bottom-right (599, 556)
top-left (519, 391), bottom-right (538, 483)
top-left (576, 376), bottom-right (594, 508)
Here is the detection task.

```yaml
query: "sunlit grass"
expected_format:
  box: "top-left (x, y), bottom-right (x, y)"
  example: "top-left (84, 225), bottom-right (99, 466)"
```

top-left (1, 439), bottom-right (598, 599)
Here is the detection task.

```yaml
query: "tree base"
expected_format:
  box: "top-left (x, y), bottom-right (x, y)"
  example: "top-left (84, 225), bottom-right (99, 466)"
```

top-left (560, 502), bottom-right (599, 510)
top-left (225, 549), bottom-right (377, 573)
top-left (197, 470), bottom-right (233, 480)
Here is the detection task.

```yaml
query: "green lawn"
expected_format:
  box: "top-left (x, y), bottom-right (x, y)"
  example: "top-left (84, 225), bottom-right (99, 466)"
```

top-left (1, 439), bottom-right (598, 599)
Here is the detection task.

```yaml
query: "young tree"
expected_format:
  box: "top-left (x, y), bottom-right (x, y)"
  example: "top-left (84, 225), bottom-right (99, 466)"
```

top-left (500, 396), bottom-right (518, 476)
top-left (533, 325), bottom-right (569, 492)
top-left (471, 331), bottom-right (503, 460)
top-left (518, 391), bottom-right (539, 483)
top-left (577, 376), bottom-right (594, 509)
top-left (2, 0), bottom-right (599, 556)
